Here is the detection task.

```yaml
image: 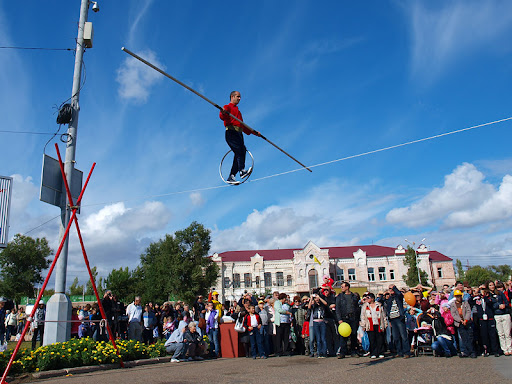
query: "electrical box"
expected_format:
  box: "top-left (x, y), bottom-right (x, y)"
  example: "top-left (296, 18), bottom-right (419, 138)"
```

top-left (84, 22), bottom-right (94, 48)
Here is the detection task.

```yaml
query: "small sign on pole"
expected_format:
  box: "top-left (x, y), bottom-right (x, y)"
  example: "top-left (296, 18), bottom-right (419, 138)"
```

top-left (40, 154), bottom-right (83, 211)
top-left (0, 176), bottom-right (13, 248)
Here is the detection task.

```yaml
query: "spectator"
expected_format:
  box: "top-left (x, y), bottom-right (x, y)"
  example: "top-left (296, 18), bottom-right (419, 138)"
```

top-left (142, 304), bottom-right (156, 344)
top-left (205, 301), bottom-right (220, 358)
top-left (0, 298), bottom-right (6, 345)
top-left (5, 310), bottom-right (17, 341)
top-left (70, 307), bottom-right (79, 339)
top-left (308, 293), bottom-right (328, 358)
top-left (336, 281), bottom-right (360, 358)
top-left (360, 292), bottom-right (387, 359)
top-left (193, 295), bottom-right (206, 321)
top-left (244, 304), bottom-right (266, 359)
top-left (165, 323), bottom-right (187, 362)
top-left (473, 289), bottom-right (499, 357)
top-left (493, 282), bottom-right (512, 356)
top-left (385, 284), bottom-right (411, 358)
top-left (431, 307), bottom-right (457, 357)
top-left (16, 307), bottom-right (26, 337)
top-left (126, 296), bottom-right (143, 342)
top-left (183, 321), bottom-right (206, 360)
top-left (32, 303), bottom-right (45, 349)
top-left (274, 293), bottom-right (293, 357)
top-left (101, 290), bottom-right (115, 336)
top-left (78, 304), bottom-right (91, 338)
top-left (257, 300), bottom-right (271, 356)
top-left (450, 290), bottom-right (476, 358)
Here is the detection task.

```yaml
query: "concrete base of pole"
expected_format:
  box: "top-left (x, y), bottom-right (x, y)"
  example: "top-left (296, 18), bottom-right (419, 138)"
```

top-left (43, 293), bottom-right (72, 345)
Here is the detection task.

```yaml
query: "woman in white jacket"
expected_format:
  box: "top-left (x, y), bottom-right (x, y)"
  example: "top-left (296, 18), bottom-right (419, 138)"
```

top-left (360, 293), bottom-right (388, 358)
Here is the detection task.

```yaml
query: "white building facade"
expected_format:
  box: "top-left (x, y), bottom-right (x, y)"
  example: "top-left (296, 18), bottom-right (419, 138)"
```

top-left (211, 241), bottom-right (456, 303)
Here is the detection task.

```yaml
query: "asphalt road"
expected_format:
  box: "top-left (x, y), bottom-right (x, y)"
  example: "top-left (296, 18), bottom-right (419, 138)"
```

top-left (33, 355), bottom-right (512, 384)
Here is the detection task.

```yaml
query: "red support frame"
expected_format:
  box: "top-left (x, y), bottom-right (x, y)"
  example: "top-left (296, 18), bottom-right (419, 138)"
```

top-left (1, 144), bottom-right (124, 383)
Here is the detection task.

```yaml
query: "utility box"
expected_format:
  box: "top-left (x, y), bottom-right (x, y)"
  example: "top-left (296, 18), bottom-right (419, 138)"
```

top-left (83, 22), bottom-right (94, 48)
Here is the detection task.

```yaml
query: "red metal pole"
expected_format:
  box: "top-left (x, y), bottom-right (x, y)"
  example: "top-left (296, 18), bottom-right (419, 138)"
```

top-left (54, 144), bottom-right (124, 366)
top-left (72, 218), bottom-right (124, 367)
top-left (0, 148), bottom-right (96, 383)
top-left (0, 207), bottom-right (79, 383)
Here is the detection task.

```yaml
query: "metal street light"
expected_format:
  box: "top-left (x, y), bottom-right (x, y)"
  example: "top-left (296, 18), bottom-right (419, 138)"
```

top-left (405, 238), bottom-right (426, 285)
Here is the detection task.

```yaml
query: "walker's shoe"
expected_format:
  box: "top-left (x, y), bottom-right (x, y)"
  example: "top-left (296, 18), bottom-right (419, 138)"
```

top-left (403, 355), bottom-right (411, 359)
top-left (309, 354), bottom-right (316, 358)
top-left (363, 351), bottom-right (371, 357)
top-left (318, 356), bottom-right (326, 359)
top-left (185, 357), bottom-right (193, 361)
top-left (370, 355), bottom-right (377, 359)
top-left (193, 356), bottom-right (204, 361)
top-left (337, 354), bottom-right (344, 359)
top-left (378, 355), bottom-right (385, 359)
top-left (227, 174), bottom-right (237, 183)
top-left (351, 352), bottom-right (359, 358)
top-left (171, 358), bottom-right (181, 363)
top-left (470, 354), bottom-right (477, 359)
top-left (240, 167), bottom-right (252, 179)
top-left (261, 355), bottom-right (267, 359)
top-left (495, 353), bottom-right (500, 357)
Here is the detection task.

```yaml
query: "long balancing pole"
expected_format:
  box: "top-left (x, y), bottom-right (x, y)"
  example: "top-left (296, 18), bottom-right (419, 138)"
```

top-left (121, 47), bottom-right (312, 173)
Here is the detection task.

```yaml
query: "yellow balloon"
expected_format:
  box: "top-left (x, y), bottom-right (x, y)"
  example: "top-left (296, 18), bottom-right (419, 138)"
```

top-left (338, 322), bottom-right (352, 337)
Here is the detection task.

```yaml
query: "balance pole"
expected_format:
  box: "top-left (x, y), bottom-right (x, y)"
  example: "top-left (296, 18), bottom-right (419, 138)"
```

top-left (121, 47), bottom-right (312, 173)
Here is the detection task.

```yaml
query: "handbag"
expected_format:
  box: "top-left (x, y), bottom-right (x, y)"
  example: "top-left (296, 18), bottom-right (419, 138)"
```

top-left (234, 315), bottom-right (246, 333)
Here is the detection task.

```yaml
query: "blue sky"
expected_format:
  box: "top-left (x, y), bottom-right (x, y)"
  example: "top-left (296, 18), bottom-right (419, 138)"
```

top-left (1, 1), bottom-right (512, 286)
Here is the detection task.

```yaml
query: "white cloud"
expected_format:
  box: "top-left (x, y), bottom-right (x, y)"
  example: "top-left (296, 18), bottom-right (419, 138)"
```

top-left (386, 162), bottom-right (512, 230)
top-left (212, 179), bottom-right (393, 252)
top-left (444, 175), bottom-right (512, 228)
top-left (386, 163), bottom-right (494, 227)
top-left (116, 50), bottom-right (164, 103)
top-left (189, 192), bottom-right (204, 207)
top-left (408, 2), bottom-right (512, 82)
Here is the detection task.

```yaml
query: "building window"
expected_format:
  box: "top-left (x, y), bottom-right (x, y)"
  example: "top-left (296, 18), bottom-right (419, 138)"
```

top-left (276, 272), bottom-right (284, 286)
top-left (389, 269), bottom-right (395, 280)
top-left (264, 272), bottom-right (272, 287)
top-left (336, 267), bottom-right (344, 282)
top-left (255, 276), bottom-right (260, 288)
top-left (244, 273), bottom-right (252, 288)
top-left (233, 273), bottom-right (240, 288)
top-left (368, 267), bottom-right (375, 282)
top-left (223, 277), bottom-right (230, 288)
top-left (437, 267), bottom-right (443, 278)
top-left (378, 267), bottom-right (386, 281)
top-left (287, 275), bottom-right (292, 286)
top-left (308, 269), bottom-right (318, 290)
top-left (348, 268), bottom-right (356, 281)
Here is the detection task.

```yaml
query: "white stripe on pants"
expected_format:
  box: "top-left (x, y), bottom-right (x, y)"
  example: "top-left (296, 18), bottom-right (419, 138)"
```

top-left (495, 314), bottom-right (512, 354)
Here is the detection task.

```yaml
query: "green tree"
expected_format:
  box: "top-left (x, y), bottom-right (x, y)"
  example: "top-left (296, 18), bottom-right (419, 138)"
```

top-left (85, 266), bottom-right (99, 296)
top-left (68, 277), bottom-right (85, 296)
top-left (402, 246), bottom-right (429, 287)
top-left (138, 221), bottom-right (219, 304)
top-left (455, 259), bottom-right (465, 280)
top-left (104, 267), bottom-right (135, 303)
top-left (0, 234), bottom-right (52, 305)
top-left (487, 265), bottom-right (512, 282)
top-left (465, 266), bottom-right (495, 287)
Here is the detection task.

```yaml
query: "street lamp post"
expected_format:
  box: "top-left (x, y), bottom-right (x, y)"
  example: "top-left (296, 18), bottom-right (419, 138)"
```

top-left (405, 238), bottom-right (426, 285)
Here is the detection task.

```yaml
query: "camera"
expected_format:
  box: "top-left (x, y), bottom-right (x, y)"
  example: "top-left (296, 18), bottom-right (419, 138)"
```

top-left (91, 2), bottom-right (99, 12)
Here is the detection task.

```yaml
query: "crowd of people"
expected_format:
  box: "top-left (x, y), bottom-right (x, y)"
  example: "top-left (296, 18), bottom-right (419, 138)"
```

top-left (1, 277), bottom-right (512, 364)
top-left (101, 277), bottom-right (512, 363)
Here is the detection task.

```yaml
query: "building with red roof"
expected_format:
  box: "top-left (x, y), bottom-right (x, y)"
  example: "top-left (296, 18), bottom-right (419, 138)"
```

top-left (211, 241), bottom-right (455, 302)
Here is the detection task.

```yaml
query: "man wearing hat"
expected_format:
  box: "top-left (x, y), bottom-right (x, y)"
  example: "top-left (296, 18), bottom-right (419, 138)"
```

top-left (211, 291), bottom-right (223, 319)
top-left (450, 289), bottom-right (476, 358)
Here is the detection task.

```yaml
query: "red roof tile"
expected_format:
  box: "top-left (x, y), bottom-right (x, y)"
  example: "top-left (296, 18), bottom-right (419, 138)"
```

top-left (214, 245), bottom-right (451, 262)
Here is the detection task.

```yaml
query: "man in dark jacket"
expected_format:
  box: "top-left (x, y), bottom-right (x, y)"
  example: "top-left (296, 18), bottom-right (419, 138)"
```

top-left (183, 322), bottom-right (206, 360)
top-left (385, 284), bottom-right (410, 358)
top-left (335, 282), bottom-right (360, 358)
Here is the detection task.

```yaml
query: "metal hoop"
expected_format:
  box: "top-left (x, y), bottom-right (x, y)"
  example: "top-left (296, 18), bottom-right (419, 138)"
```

top-left (219, 150), bottom-right (254, 185)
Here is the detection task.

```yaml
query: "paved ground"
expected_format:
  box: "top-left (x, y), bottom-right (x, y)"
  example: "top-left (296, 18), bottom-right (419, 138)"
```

top-left (31, 355), bottom-right (512, 384)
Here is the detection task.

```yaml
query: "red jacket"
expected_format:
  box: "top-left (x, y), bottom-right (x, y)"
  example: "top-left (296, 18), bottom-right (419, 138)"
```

top-left (244, 313), bottom-right (262, 329)
top-left (220, 103), bottom-right (253, 135)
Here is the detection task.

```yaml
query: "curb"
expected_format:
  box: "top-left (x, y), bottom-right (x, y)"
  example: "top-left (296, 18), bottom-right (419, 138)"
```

top-left (29, 356), bottom-right (172, 381)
